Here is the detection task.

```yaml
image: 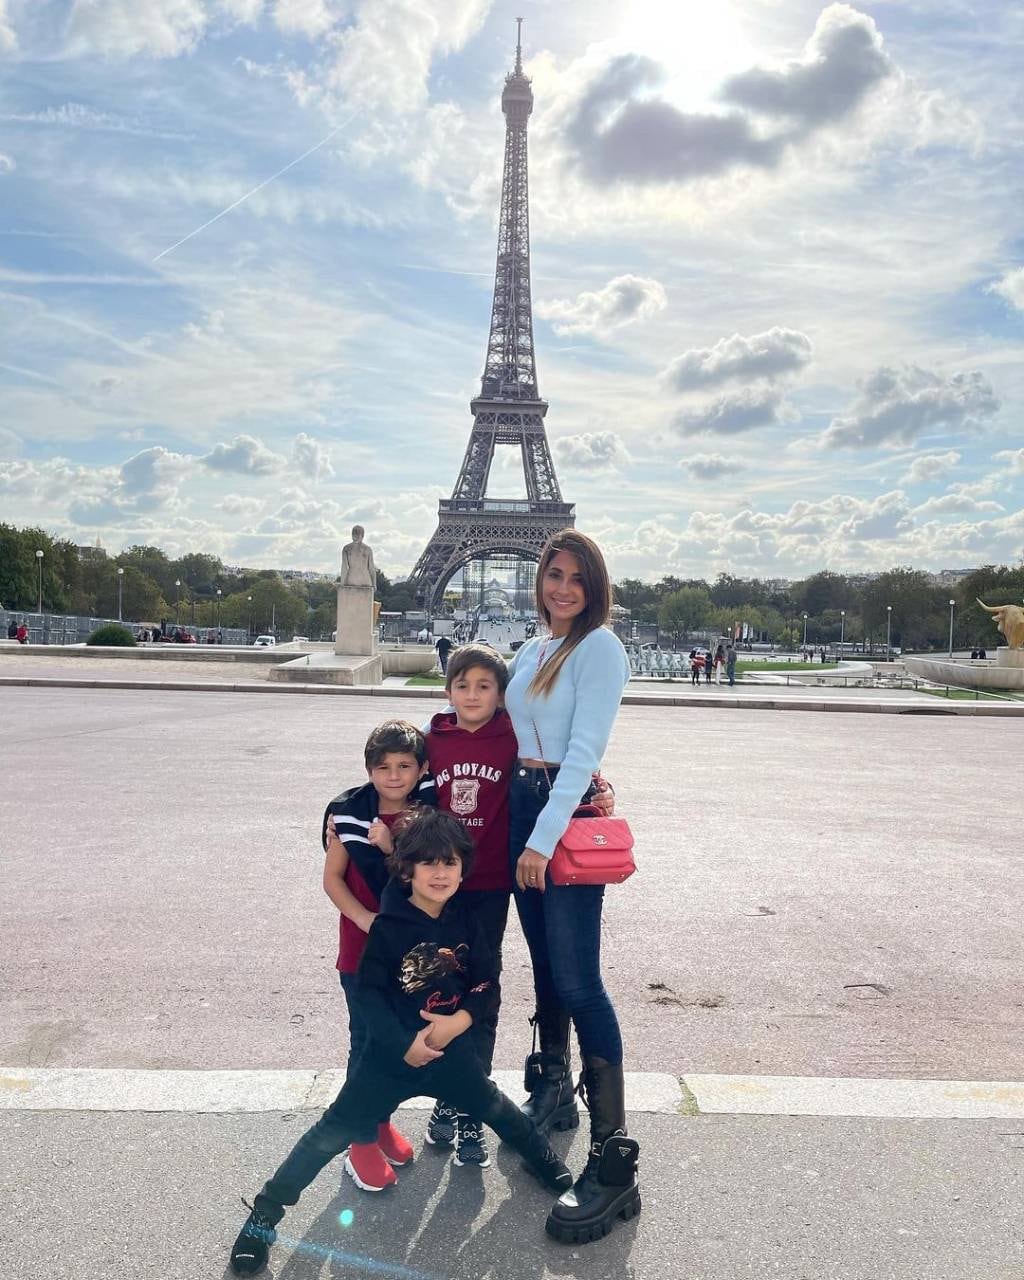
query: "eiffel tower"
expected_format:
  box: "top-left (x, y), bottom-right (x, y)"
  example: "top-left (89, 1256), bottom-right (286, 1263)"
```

top-left (407, 19), bottom-right (574, 612)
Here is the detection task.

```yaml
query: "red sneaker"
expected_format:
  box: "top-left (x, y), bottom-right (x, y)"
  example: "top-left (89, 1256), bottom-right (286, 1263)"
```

top-left (377, 1121), bottom-right (414, 1166)
top-left (344, 1143), bottom-right (398, 1191)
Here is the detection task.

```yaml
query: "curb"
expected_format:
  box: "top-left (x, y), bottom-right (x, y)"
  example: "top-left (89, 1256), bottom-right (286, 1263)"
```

top-left (4, 1067), bottom-right (1024, 1120)
top-left (2, 675), bottom-right (1023, 715)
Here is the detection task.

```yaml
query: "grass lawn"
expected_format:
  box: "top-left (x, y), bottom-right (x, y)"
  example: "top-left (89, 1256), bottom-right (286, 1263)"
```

top-left (407, 674), bottom-right (446, 686)
top-left (735, 661), bottom-right (838, 673)
top-left (920, 686), bottom-right (1023, 701)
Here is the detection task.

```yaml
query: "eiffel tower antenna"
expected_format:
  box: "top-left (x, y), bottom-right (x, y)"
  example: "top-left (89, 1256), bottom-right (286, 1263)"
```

top-left (407, 20), bottom-right (574, 612)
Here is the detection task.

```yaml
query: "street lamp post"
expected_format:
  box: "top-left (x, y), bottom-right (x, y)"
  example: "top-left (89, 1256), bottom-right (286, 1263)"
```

top-left (216, 588), bottom-right (222, 634)
top-left (948, 598), bottom-right (956, 657)
top-left (247, 595), bottom-right (252, 638)
top-left (117, 567), bottom-right (124, 622)
top-left (35, 549), bottom-right (44, 613)
top-left (840, 609), bottom-right (845, 656)
top-left (175, 579), bottom-right (181, 625)
top-left (802, 612), bottom-right (808, 651)
top-left (886, 604), bottom-right (893, 658)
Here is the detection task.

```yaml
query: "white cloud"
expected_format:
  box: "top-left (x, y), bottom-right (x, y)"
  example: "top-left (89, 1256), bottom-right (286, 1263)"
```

top-left (0, 0), bottom-right (16, 53)
top-left (686, 455), bottom-right (747, 480)
top-left (820, 365), bottom-right (1000, 449)
top-left (291, 431), bottom-right (334, 480)
top-left (302, 0), bottom-right (491, 117)
top-left (538, 275), bottom-right (667, 337)
top-left (218, 493), bottom-right (264, 516)
top-left (64, 0), bottom-right (210, 59)
top-left (994, 448), bottom-right (1024, 476)
top-left (0, 153), bottom-right (15, 174)
top-left (913, 493), bottom-right (1003, 517)
top-left (902, 450), bottom-right (961, 483)
top-left (988, 267), bottom-right (1024, 312)
top-left (0, 102), bottom-right (190, 141)
top-left (201, 434), bottom-right (288, 475)
top-left (554, 431), bottom-right (630, 472)
top-left (218, 0), bottom-right (264, 21)
top-left (721, 4), bottom-right (893, 126)
top-left (663, 327), bottom-right (812, 391)
top-left (272, 0), bottom-right (338, 39)
top-left (673, 388), bottom-right (795, 437)
top-left (564, 5), bottom-right (893, 186)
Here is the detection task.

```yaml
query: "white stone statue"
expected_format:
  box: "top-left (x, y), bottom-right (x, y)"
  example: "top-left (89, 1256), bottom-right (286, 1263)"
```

top-left (341, 526), bottom-right (376, 589)
top-left (976, 598), bottom-right (1024, 650)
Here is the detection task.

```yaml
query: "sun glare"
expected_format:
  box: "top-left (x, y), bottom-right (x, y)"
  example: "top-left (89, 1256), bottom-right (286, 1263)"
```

top-left (613, 0), bottom-right (754, 108)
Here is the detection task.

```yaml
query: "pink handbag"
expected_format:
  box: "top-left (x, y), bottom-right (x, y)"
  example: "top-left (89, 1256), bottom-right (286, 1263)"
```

top-left (548, 803), bottom-right (637, 887)
top-left (529, 653), bottom-right (636, 887)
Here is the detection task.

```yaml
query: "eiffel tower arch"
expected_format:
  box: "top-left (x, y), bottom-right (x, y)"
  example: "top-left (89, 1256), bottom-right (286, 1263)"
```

top-left (407, 21), bottom-right (574, 612)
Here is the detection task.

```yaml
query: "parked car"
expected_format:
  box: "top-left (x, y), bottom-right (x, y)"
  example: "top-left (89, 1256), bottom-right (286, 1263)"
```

top-left (254, 634), bottom-right (276, 647)
top-left (291, 635), bottom-right (309, 643)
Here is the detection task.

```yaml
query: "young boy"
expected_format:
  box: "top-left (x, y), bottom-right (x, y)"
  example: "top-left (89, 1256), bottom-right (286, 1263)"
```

top-left (320, 720), bottom-right (435, 1192)
top-left (420, 644), bottom-right (517, 1167)
top-left (230, 810), bottom-right (572, 1276)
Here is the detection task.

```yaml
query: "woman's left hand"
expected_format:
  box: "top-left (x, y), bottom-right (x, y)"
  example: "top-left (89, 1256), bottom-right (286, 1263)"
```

top-left (516, 848), bottom-right (549, 894)
top-left (591, 773), bottom-right (615, 816)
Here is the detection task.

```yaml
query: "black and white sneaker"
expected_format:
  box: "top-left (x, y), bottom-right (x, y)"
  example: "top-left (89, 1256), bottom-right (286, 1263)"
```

top-left (454, 1115), bottom-right (490, 1168)
top-left (230, 1199), bottom-right (278, 1276)
top-left (425, 1100), bottom-right (458, 1148)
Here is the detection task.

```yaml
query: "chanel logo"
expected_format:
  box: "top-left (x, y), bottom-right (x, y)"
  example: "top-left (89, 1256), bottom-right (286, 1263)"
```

top-left (593, 834), bottom-right (607, 846)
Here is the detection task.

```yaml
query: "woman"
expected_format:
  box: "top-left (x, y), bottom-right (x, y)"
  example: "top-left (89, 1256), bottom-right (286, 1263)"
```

top-left (503, 529), bottom-right (638, 1244)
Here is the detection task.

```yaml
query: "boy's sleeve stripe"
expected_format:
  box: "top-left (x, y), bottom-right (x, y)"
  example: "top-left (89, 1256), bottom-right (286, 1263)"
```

top-left (340, 834), bottom-right (371, 846)
top-left (340, 816), bottom-right (372, 829)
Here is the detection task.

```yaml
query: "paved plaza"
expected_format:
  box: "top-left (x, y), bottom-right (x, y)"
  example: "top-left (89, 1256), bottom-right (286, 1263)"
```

top-left (2, 684), bottom-right (1022, 1278)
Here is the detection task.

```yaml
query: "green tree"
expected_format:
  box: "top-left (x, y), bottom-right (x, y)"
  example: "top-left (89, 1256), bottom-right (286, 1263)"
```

top-left (121, 545), bottom-right (176, 598)
top-left (658, 586), bottom-right (711, 635)
top-left (861, 568), bottom-right (947, 650)
top-left (957, 564), bottom-right (1024, 648)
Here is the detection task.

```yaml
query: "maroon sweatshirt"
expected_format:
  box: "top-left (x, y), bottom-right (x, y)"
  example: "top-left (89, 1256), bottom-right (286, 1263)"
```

top-left (426, 709), bottom-right (517, 893)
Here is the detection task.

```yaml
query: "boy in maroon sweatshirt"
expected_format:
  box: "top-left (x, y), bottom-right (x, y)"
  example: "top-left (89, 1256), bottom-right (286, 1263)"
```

top-left (423, 643), bottom-right (516, 1169)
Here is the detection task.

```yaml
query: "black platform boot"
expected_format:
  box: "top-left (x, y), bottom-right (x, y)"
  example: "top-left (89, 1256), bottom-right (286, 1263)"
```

top-left (545, 1056), bottom-right (641, 1245)
top-left (520, 1006), bottom-right (579, 1134)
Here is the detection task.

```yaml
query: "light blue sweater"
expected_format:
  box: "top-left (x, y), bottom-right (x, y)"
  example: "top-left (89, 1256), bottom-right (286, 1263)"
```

top-left (504, 626), bottom-right (630, 859)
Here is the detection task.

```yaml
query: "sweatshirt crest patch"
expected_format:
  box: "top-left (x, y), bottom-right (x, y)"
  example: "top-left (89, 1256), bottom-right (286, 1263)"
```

top-left (449, 777), bottom-right (480, 816)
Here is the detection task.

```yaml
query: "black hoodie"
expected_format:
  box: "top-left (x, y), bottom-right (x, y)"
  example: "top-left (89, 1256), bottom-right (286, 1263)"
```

top-left (357, 877), bottom-right (497, 1065)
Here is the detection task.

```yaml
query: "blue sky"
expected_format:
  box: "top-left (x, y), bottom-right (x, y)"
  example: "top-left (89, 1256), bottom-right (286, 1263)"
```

top-left (2, 0), bottom-right (1023, 582)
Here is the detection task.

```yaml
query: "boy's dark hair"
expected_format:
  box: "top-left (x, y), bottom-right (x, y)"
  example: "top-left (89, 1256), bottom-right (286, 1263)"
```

top-left (363, 720), bottom-right (428, 769)
top-left (389, 809), bottom-right (475, 882)
top-left (445, 643), bottom-right (509, 693)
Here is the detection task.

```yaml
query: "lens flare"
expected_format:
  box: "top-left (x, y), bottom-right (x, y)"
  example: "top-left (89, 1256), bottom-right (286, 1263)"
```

top-left (339, 1209), bottom-right (355, 1228)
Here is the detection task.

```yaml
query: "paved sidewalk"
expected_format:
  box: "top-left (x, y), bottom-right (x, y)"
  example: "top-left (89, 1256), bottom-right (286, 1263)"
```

top-left (3, 1109), bottom-right (1021, 1280)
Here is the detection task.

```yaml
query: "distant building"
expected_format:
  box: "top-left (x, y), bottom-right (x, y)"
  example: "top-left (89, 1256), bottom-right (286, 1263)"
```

top-left (75, 539), bottom-right (105, 563)
top-left (932, 568), bottom-right (977, 586)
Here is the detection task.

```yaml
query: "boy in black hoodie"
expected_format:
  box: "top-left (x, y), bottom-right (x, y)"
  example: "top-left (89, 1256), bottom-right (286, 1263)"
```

top-left (230, 809), bottom-right (573, 1276)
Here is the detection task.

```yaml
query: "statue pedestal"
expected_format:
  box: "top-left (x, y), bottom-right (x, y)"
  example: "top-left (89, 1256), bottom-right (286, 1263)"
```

top-left (336, 585), bottom-right (376, 657)
top-left (997, 647), bottom-right (1024, 671)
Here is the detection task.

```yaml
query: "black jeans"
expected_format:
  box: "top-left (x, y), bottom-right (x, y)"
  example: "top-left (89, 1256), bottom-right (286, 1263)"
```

top-left (254, 1038), bottom-right (551, 1219)
top-left (509, 765), bottom-right (623, 1064)
top-left (454, 888), bottom-right (510, 1074)
top-left (338, 971), bottom-right (376, 1143)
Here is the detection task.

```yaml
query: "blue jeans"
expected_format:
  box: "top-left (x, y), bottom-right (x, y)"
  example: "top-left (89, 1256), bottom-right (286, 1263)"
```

top-left (508, 765), bottom-right (623, 1065)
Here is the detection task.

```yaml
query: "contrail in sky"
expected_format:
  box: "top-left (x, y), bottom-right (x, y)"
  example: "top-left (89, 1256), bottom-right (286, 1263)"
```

top-left (152, 117), bottom-right (354, 263)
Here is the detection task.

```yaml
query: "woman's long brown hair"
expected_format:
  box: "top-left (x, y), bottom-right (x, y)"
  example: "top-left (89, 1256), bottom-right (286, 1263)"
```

top-left (528, 529), bottom-right (612, 698)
